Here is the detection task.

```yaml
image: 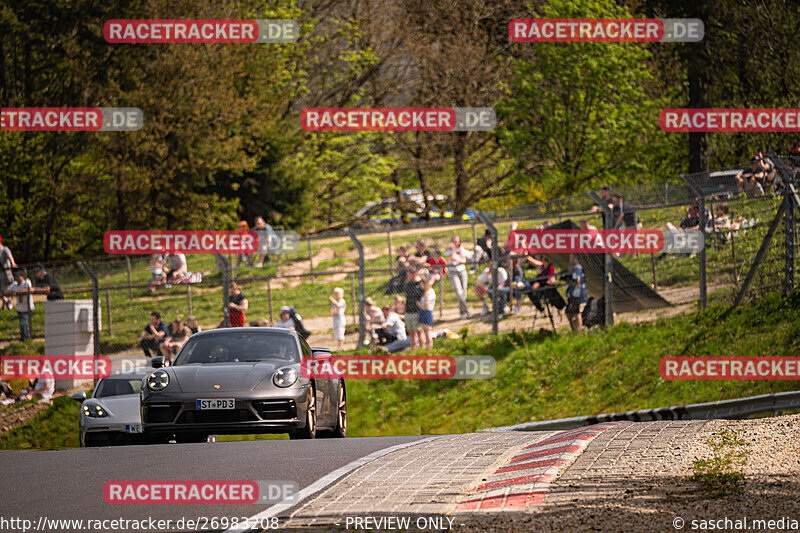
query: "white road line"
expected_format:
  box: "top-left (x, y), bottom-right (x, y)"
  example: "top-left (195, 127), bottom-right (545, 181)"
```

top-left (226, 437), bottom-right (443, 532)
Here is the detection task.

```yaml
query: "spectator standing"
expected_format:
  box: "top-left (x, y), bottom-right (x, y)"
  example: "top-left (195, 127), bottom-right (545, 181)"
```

top-left (228, 282), bottom-right (248, 327)
top-left (32, 264), bottom-right (63, 300)
top-left (0, 237), bottom-right (17, 310)
top-left (565, 254), bottom-right (588, 332)
top-left (474, 263), bottom-right (508, 316)
top-left (428, 249), bottom-right (447, 277)
top-left (140, 311), bottom-right (170, 358)
top-left (164, 253), bottom-right (187, 283)
top-left (235, 220), bottom-right (250, 268)
top-left (411, 240), bottom-right (432, 267)
top-left (403, 269), bottom-right (423, 349)
top-left (329, 287), bottom-right (346, 350)
top-left (6, 270), bottom-right (34, 342)
top-left (161, 318), bottom-right (191, 363)
top-left (444, 236), bottom-right (469, 319)
top-left (253, 216), bottom-right (276, 267)
top-left (417, 270), bottom-right (439, 350)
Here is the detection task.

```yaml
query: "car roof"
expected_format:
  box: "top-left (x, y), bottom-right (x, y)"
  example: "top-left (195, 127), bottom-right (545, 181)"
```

top-left (190, 327), bottom-right (300, 340)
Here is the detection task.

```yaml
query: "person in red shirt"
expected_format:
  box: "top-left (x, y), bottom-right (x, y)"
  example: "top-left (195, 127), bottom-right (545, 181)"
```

top-left (228, 282), bottom-right (248, 327)
top-left (428, 249), bottom-right (447, 277)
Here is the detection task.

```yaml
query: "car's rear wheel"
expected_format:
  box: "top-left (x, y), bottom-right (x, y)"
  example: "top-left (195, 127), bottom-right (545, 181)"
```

top-left (319, 382), bottom-right (346, 439)
top-left (289, 384), bottom-right (316, 440)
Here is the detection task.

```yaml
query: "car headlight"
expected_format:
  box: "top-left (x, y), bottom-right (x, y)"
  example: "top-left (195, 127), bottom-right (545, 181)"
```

top-left (146, 369), bottom-right (170, 391)
top-left (82, 402), bottom-right (109, 418)
top-left (273, 367), bottom-right (298, 388)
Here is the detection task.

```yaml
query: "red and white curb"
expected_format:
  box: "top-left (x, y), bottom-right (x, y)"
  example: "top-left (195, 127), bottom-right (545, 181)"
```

top-left (458, 423), bottom-right (624, 511)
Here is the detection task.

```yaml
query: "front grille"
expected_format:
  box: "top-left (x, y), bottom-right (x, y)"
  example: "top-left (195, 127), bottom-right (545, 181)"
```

top-left (253, 399), bottom-right (296, 420)
top-left (177, 409), bottom-right (258, 424)
top-left (143, 403), bottom-right (181, 424)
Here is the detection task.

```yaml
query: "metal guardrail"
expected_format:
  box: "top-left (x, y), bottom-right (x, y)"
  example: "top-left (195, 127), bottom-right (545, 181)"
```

top-left (483, 390), bottom-right (800, 432)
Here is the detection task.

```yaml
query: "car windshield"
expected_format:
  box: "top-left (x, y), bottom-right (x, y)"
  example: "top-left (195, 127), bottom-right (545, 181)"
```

top-left (173, 332), bottom-right (300, 366)
top-left (94, 377), bottom-right (142, 398)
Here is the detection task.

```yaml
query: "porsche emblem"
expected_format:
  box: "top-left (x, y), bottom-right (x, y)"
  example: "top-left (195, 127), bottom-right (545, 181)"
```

top-left (213, 384), bottom-right (221, 389)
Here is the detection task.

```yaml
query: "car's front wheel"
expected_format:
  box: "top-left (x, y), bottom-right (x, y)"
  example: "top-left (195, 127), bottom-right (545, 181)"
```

top-left (289, 384), bottom-right (316, 440)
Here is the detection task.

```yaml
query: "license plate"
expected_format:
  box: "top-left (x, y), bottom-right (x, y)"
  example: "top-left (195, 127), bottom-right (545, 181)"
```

top-left (126, 424), bottom-right (143, 434)
top-left (196, 399), bottom-right (236, 410)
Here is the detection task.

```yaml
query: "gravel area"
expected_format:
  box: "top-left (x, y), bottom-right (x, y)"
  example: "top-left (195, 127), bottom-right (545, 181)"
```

top-left (282, 415), bottom-right (800, 532)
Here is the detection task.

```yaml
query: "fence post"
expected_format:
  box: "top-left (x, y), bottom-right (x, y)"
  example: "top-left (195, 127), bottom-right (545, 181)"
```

top-left (78, 262), bottom-right (100, 388)
top-left (587, 191), bottom-right (613, 326)
top-left (350, 272), bottom-right (357, 325)
top-left (347, 228), bottom-right (366, 348)
top-left (105, 289), bottom-right (112, 337)
top-left (785, 184), bottom-right (800, 296)
top-left (476, 211), bottom-right (499, 336)
top-left (125, 255), bottom-right (133, 299)
top-left (438, 278), bottom-right (444, 319)
top-left (267, 276), bottom-right (274, 323)
top-left (698, 193), bottom-right (708, 309)
top-left (472, 221), bottom-right (478, 248)
top-left (308, 239), bottom-right (314, 282)
top-left (187, 285), bottom-right (192, 316)
top-left (387, 229), bottom-right (394, 275)
top-left (216, 254), bottom-right (230, 327)
top-left (650, 253), bottom-right (657, 290)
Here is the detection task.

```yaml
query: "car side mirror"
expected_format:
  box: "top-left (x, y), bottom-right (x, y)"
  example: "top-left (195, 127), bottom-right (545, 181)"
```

top-left (150, 356), bottom-right (164, 368)
top-left (311, 350), bottom-right (332, 361)
top-left (71, 391), bottom-right (87, 403)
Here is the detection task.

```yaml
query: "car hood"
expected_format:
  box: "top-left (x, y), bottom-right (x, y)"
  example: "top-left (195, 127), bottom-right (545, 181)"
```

top-left (170, 362), bottom-right (289, 393)
top-left (95, 395), bottom-right (141, 422)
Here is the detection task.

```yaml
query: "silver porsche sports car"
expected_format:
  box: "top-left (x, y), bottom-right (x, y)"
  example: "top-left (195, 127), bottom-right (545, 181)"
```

top-left (140, 327), bottom-right (345, 441)
top-left (74, 367), bottom-right (151, 447)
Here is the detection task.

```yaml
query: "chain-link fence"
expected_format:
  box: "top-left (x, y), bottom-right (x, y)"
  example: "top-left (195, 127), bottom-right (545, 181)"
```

top-left (1, 157), bottom-right (797, 359)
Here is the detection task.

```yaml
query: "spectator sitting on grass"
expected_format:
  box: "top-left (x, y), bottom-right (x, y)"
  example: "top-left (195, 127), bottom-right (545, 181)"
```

top-left (1, 379), bottom-right (17, 405)
top-left (186, 314), bottom-right (201, 334)
top-left (32, 264), bottom-right (63, 300)
top-left (5, 270), bottom-right (34, 342)
top-left (364, 297), bottom-right (385, 346)
top-left (0, 236), bottom-right (18, 311)
top-left (160, 318), bottom-right (191, 364)
top-left (140, 311), bottom-right (170, 358)
top-left (164, 252), bottom-right (187, 284)
top-left (275, 305), bottom-right (298, 329)
top-left (18, 367), bottom-right (54, 402)
top-left (147, 254), bottom-right (166, 293)
top-left (376, 305), bottom-right (405, 346)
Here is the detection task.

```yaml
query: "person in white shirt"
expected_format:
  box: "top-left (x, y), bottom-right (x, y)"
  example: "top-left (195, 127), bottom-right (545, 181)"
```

top-left (31, 367), bottom-right (55, 401)
top-left (444, 235), bottom-right (470, 319)
top-left (329, 287), bottom-right (346, 350)
top-left (377, 305), bottom-right (406, 345)
top-left (474, 264), bottom-right (508, 316)
top-left (5, 271), bottom-right (34, 342)
top-left (165, 253), bottom-right (187, 283)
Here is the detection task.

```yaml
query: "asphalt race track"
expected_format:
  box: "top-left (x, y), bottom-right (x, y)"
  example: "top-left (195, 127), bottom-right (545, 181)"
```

top-left (0, 437), bottom-right (424, 528)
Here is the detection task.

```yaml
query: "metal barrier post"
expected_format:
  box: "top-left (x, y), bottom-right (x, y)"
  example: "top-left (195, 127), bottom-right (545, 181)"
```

top-left (785, 184), bottom-right (800, 296)
top-left (476, 211), bottom-right (499, 335)
top-left (216, 254), bottom-right (230, 327)
top-left (347, 228), bottom-right (366, 347)
top-left (699, 193), bottom-right (708, 309)
top-left (78, 261), bottom-right (100, 388)
top-left (125, 256), bottom-right (133, 299)
top-left (588, 191), bottom-right (613, 326)
top-left (105, 289), bottom-right (112, 336)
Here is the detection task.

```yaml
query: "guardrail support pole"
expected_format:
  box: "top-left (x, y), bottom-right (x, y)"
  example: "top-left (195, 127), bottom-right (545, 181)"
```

top-left (78, 261), bottom-right (100, 388)
top-left (347, 228), bottom-right (366, 347)
top-left (476, 211), bottom-right (499, 336)
top-left (588, 191), bottom-right (613, 326)
top-left (216, 254), bottom-right (230, 327)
